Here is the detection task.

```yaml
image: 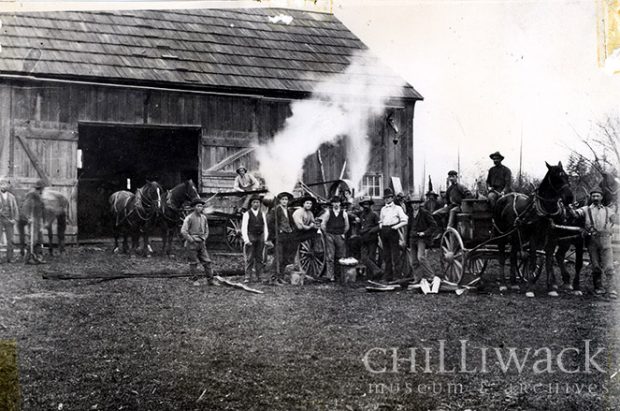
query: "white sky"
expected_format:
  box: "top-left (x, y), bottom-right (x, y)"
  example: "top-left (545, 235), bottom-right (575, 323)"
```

top-left (3, 0), bottom-right (619, 191)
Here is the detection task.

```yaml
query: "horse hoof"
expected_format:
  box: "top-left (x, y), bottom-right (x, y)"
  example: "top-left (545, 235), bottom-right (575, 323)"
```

top-left (499, 285), bottom-right (508, 292)
top-left (572, 290), bottom-right (583, 296)
top-left (548, 291), bottom-right (559, 297)
top-left (525, 291), bottom-right (535, 298)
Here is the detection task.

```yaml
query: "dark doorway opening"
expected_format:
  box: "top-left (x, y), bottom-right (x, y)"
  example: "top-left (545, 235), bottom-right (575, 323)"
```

top-left (77, 124), bottom-right (200, 239)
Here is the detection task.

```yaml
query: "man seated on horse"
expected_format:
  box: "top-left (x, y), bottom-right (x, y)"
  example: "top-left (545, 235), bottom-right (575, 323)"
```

top-left (0, 178), bottom-right (19, 263)
top-left (233, 165), bottom-right (260, 211)
top-left (433, 170), bottom-right (473, 229)
top-left (181, 198), bottom-right (217, 286)
top-left (571, 188), bottom-right (618, 299)
top-left (486, 151), bottom-right (512, 208)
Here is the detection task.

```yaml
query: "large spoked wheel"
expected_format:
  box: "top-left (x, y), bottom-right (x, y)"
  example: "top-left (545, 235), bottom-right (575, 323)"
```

top-left (297, 232), bottom-right (326, 279)
top-left (516, 249), bottom-right (544, 283)
top-left (467, 253), bottom-right (488, 277)
top-left (225, 218), bottom-right (244, 252)
top-left (440, 227), bottom-right (466, 284)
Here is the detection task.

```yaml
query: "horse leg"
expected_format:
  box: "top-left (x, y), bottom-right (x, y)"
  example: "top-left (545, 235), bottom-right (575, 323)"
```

top-left (555, 243), bottom-right (570, 287)
top-left (57, 213), bottom-right (66, 254)
top-left (47, 223), bottom-right (54, 256)
top-left (545, 243), bottom-right (558, 296)
top-left (497, 241), bottom-right (507, 290)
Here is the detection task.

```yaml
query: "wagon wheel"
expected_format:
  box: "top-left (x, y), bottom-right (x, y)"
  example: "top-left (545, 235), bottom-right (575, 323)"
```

top-left (467, 254), bottom-right (488, 277)
top-left (440, 227), bottom-right (466, 284)
top-left (225, 218), bottom-right (244, 252)
top-left (516, 249), bottom-right (544, 283)
top-left (297, 231), bottom-right (326, 279)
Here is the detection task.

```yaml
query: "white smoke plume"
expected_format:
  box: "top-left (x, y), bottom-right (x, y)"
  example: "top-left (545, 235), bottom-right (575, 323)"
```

top-left (255, 49), bottom-right (405, 195)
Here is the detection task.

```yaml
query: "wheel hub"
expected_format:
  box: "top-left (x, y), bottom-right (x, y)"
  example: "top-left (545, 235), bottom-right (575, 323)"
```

top-left (444, 251), bottom-right (455, 263)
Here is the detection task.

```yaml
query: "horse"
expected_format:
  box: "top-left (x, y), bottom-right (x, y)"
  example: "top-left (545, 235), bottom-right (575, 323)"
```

top-left (493, 161), bottom-right (570, 297)
top-left (555, 190), bottom-right (586, 295)
top-left (157, 179), bottom-right (201, 257)
top-left (17, 188), bottom-right (70, 260)
top-left (109, 180), bottom-right (164, 256)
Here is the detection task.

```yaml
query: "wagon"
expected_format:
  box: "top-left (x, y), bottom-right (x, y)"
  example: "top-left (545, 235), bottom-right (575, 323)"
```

top-left (203, 179), bottom-right (357, 278)
top-left (438, 199), bottom-right (541, 285)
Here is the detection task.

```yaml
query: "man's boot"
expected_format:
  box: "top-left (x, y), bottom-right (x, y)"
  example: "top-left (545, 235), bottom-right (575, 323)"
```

top-left (204, 264), bottom-right (217, 286)
top-left (189, 263), bottom-right (198, 282)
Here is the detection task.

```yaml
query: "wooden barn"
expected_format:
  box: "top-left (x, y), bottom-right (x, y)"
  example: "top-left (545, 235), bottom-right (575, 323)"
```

top-left (0, 7), bottom-right (422, 241)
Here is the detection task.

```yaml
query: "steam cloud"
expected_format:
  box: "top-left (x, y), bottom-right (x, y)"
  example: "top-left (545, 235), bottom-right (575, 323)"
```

top-left (255, 50), bottom-right (405, 195)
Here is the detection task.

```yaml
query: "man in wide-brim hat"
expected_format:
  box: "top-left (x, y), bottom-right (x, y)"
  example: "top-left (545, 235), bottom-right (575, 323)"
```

top-left (319, 196), bottom-right (350, 282)
top-left (407, 195), bottom-right (439, 292)
top-left (570, 187), bottom-right (618, 298)
top-left (423, 190), bottom-right (443, 213)
top-left (486, 151), bottom-right (512, 208)
top-left (233, 164), bottom-right (260, 210)
top-left (291, 195), bottom-right (319, 260)
top-left (354, 195), bottom-right (382, 279)
top-left (181, 197), bottom-right (216, 286)
top-left (268, 191), bottom-right (295, 284)
top-left (0, 178), bottom-right (18, 263)
top-left (379, 188), bottom-right (408, 281)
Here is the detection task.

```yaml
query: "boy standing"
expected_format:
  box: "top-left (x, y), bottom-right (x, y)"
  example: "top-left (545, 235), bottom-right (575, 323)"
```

top-left (181, 198), bottom-right (216, 286)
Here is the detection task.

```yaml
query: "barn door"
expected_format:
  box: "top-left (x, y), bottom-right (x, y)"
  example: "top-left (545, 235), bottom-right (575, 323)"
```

top-left (13, 126), bottom-right (78, 244)
top-left (199, 130), bottom-right (259, 193)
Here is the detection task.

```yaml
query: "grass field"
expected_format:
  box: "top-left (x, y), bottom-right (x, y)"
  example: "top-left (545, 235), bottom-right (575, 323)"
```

top-left (0, 246), bottom-right (619, 411)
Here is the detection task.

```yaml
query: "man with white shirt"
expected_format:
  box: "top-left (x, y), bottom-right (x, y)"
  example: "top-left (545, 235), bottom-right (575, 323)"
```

top-left (320, 196), bottom-right (350, 282)
top-left (241, 195), bottom-right (269, 283)
top-left (572, 188), bottom-right (618, 298)
top-left (0, 179), bottom-right (19, 263)
top-left (379, 188), bottom-right (409, 281)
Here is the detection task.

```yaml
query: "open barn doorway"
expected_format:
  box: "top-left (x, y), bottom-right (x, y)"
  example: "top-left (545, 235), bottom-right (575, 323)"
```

top-left (77, 124), bottom-right (201, 239)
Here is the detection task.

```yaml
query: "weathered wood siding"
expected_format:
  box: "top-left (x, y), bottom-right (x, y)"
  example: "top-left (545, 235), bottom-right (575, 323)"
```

top-left (0, 79), bottom-right (415, 241)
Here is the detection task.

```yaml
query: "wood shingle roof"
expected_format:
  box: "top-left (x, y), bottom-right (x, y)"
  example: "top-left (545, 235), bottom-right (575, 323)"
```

top-left (0, 8), bottom-right (421, 100)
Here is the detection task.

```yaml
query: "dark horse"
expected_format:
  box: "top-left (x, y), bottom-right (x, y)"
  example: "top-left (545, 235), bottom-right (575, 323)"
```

top-left (157, 179), bottom-right (201, 257)
top-left (493, 161), bottom-right (570, 297)
top-left (18, 188), bottom-right (70, 260)
top-left (109, 180), bottom-right (164, 255)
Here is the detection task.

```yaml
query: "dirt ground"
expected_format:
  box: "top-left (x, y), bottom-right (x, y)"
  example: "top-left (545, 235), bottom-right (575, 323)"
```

top-left (0, 245), bottom-right (619, 411)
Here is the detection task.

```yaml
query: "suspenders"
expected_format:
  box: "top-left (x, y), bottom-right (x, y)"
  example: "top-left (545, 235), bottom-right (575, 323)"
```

top-left (587, 206), bottom-right (609, 233)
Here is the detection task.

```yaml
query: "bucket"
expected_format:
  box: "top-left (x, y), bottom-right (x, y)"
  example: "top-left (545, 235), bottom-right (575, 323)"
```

top-left (290, 271), bottom-right (304, 285)
top-left (343, 266), bottom-right (357, 284)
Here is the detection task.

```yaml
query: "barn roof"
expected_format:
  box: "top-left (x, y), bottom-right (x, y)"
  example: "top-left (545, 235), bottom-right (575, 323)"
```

top-left (0, 8), bottom-right (422, 100)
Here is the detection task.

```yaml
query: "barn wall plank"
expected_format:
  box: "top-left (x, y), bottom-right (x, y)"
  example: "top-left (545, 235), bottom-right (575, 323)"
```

top-left (0, 86), bottom-right (12, 177)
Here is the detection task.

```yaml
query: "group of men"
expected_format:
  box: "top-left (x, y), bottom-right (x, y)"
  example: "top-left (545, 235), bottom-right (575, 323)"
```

top-left (0, 178), bottom-right (48, 264)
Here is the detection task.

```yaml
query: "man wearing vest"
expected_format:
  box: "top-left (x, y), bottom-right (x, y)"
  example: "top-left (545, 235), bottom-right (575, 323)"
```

top-left (181, 198), bottom-right (217, 286)
top-left (268, 191), bottom-right (295, 285)
top-left (573, 188), bottom-right (618, 298)
top-left (320, 196), bottom-right (350, 282)
top-left (241, 195), bottom-right (269, 283)
top-left (407, 195), bottom-right (438, 286)
top-left (433, 170), bottom-right (473, 229)
top-left (0, 179), bottom-right (19, 263)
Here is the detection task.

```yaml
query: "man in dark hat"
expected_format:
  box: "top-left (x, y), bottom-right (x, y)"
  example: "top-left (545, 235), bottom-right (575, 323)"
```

top-left (433, 170), bottom-right (472, 229)
top-left (268, 192), bottom-right (295, 284)
top-left (21, 179), bottom-right (48, 264)
top-left (407, 195), bottom-right (438, 284)
top-left (486, 151), bottom-right (512, 208)
top-left (181, 198), bottom-right (216, 286)
top-left (355, 196), bottom-right (382, 279)
top-left (423, 190), bottom-right (443, 213)
top-left (571, 188), bottom-right (618, 298)
top-left (379, 188), bottom-right (409, 281)
top-left (241, 195), bottom-right (269, 283)
top-left (319, 196), bottom-right (350, 282)
top-left (0, 178), bottom-right (19, 263)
